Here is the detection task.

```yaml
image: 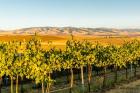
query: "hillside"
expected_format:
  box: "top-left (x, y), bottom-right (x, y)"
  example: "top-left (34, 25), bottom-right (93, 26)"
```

top-left (0, 27), bottom-right (140, 36)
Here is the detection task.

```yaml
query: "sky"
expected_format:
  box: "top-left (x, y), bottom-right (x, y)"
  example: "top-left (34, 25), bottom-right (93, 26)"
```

top-left (0, 0), bottom-right (140, 29)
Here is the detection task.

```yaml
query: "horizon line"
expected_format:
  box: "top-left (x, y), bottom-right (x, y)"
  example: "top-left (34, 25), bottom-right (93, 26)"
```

top-left (1, 26), bottom-right (140, 31)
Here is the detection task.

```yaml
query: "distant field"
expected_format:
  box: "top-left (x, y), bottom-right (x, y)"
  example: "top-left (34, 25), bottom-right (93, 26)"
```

top-left (0, 35), bottom-right (139, 49)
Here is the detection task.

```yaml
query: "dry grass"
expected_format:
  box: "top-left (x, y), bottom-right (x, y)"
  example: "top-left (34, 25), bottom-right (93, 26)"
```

top-left (0, 35), bottom-right (139, 49)
top-left (105, 79), bottom-right (140, 93)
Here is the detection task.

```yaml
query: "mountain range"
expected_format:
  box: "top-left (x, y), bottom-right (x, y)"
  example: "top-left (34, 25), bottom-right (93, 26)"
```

top-left (0, 27), bottom-right (140, 36)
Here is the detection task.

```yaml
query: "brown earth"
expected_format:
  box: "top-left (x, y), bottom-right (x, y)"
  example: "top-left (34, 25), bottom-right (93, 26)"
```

top-left (0, 35), bottom-right (139, 49)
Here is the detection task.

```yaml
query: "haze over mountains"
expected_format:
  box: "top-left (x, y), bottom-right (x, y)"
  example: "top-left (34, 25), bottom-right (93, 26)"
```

top-left (0, 27), bottom-right (140, 36)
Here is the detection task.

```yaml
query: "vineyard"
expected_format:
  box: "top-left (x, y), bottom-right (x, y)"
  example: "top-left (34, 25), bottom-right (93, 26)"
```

top-left (0, 34), bottom-right (140, 93)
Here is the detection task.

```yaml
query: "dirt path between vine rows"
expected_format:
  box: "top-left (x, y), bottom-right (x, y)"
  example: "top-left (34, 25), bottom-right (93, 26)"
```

top-left (105, 79), bottom-right (140, 93)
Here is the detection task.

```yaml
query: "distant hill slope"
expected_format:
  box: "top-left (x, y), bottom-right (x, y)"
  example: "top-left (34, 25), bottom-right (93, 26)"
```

top-left (0, 27), bottom-right (140, 36)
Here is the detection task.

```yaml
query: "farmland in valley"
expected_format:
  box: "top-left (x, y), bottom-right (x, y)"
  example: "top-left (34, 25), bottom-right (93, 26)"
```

top-left (0, 35), bottom-right (139, 49)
